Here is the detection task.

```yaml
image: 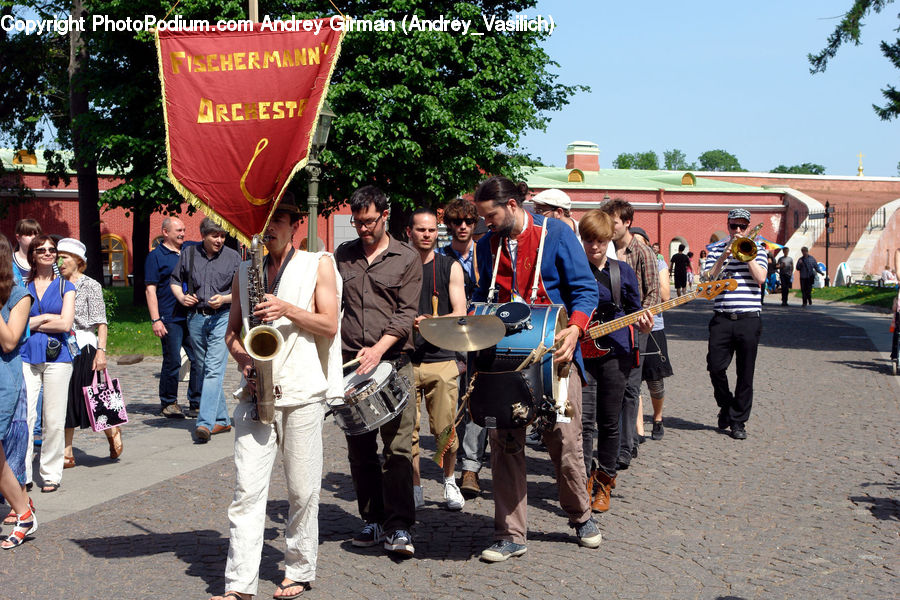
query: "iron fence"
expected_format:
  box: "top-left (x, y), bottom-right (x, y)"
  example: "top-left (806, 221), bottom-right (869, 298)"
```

top-left (800, 205), bottom-right (886, 249)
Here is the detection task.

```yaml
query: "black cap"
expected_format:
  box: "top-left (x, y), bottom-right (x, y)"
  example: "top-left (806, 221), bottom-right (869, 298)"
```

top-left (473, 217), bottom-right (490, 236)
top-left (629, 226), bottom-right (650, 244)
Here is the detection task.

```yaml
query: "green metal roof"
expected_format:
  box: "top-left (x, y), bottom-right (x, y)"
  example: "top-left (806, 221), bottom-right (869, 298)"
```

top-left (524, 167), bottom-right (774, 194)
top-left (1, 148), bottom-right (118, 176)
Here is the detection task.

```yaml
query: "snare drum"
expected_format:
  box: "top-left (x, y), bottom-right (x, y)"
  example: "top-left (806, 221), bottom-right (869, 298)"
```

top-left (328, 362), bottom-right (411, 436)
top-left (470, 302), bottom-right (567, 402)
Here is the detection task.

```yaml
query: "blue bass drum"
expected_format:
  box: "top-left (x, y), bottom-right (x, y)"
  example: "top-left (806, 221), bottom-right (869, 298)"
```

top-left (470, 302), bottom-right (567, 402)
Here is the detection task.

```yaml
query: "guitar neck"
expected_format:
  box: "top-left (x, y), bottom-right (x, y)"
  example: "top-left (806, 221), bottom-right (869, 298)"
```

top-left (586, 291), bottom-right (699, 341)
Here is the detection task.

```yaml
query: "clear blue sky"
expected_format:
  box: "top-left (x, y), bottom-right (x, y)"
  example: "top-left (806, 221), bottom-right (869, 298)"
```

top-left (519, 1), bottom-right (900, 176)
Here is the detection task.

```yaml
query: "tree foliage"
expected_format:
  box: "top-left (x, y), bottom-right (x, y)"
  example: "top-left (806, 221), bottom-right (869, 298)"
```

top-left (809, 0), bottom-right (900, 121)
top-left (663, 148), bottom-right (696, 170)
top-left (697, 149), bottom-right (744, 172)
top-left (612, 150), bottom-right (659, 170)
top-left (287, 1), bottom-right (584, 235)
top-left (770, 163), bottom-right (827, 175)
top-left (3, 0), bottom-right (583, 247)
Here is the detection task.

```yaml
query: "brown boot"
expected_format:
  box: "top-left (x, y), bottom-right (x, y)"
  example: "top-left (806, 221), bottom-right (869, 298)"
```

top-left (460, 470), bottom-right (480, 499)
top-left (591, 470), bottom-right (615, 513)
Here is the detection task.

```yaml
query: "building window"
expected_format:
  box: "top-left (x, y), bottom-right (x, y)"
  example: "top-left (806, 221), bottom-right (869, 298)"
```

top-left (681, 173), bottom-right (696, 186)
top-left (567, 169), bottom-right (584, 183)
top-left (101, 233), bottom-right (129, 286)
top-left (151, 235), bottom-right (164, 251)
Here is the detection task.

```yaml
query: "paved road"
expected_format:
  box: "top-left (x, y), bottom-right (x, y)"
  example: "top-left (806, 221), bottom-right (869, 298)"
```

top-left (1, 301), bottom-right (897, 599)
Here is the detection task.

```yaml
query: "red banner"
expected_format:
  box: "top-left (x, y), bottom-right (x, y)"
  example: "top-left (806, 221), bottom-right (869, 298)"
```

top-left (156, 21), bottom-right (344, 246)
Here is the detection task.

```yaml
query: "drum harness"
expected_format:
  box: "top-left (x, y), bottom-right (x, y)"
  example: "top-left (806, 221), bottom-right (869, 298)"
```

top-left (459, 216), bottom-right (568, 429)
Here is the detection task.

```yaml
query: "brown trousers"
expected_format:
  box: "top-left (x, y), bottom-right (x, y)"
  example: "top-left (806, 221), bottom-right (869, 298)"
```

top-left (489, 372), bottom-right (591, 543)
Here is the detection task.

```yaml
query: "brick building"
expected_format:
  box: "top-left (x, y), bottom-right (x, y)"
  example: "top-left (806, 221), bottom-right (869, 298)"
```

top-left (4, 143), bottom-right (900, 286)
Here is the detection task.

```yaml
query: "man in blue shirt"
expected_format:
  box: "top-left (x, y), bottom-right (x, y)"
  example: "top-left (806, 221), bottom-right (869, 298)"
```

top-left (145, 217), bottom-right (202, 418)
top-left (171, 218), bottom-right (241, 443)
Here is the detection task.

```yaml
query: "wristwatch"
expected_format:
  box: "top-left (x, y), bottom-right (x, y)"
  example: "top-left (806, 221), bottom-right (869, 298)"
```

top-left (151, 318), bottom-right (162, 324)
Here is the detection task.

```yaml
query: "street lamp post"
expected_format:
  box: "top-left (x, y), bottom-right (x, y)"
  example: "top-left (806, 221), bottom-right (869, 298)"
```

top-left (304, 102), bottom-right (335, 252)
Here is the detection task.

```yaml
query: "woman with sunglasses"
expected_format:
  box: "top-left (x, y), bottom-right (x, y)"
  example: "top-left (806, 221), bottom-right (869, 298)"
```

top-left (0, 233), bottom-right (37, 547)
top-left (21, 235), bottom-right (76, 493)
top-left (57, 238), bottom-right (121, 468)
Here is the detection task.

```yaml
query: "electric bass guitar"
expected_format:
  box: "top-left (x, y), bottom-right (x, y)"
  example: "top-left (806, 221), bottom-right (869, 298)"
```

top-left (580, 279), bottom-right (738, 359)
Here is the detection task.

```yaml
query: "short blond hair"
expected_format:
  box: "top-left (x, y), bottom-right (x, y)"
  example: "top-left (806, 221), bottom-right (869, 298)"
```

top-left (579, 209), bottom-right (614, 241)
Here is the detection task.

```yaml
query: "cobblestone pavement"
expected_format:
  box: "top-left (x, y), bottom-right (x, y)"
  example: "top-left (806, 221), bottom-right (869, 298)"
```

top-left (1, 302), bottom-right (897, 599)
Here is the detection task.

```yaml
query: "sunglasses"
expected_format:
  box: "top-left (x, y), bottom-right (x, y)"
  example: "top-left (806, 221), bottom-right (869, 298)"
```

top-left (448, 218), bottom-right (476, 226)
top-left (728, 222), bottom-right (749, 231)
top-left (34, 247), bottom-right (57, 255)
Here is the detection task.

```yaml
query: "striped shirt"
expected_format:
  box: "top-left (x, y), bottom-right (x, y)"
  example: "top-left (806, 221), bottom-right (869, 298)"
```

top-left (703, 239), bottom-right (768, 313)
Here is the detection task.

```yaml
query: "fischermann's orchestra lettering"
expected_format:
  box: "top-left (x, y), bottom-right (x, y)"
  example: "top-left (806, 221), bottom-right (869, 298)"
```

top-left (169, 44), bottom-right (330, 75)
top-left (196, 98), bottom-right (307, 124)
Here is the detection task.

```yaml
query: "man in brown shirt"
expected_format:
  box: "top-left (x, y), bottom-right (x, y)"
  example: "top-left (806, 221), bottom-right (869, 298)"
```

top-left (335, 185), bottom-right (422, 558)
top-left (601, 199), bottom-right (660, 470)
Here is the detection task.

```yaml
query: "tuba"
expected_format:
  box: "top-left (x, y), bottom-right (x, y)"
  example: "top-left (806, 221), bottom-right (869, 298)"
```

top-left (701, 223), bottom-right (764, 281)
top-left (243, 235), bottom-right (284, 424)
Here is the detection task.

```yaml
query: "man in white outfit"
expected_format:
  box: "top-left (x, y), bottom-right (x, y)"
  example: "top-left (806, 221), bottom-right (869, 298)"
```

top-left (212, 196), bottom-right (343, 600)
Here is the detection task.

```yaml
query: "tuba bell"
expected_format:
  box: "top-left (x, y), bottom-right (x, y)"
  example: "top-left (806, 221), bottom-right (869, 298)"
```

top-left (243, 235), bottom-right (284, 424)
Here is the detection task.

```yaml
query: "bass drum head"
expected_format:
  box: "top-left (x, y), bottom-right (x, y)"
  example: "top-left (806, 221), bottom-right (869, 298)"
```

top-left (495, 302), bottom-right (531, 333)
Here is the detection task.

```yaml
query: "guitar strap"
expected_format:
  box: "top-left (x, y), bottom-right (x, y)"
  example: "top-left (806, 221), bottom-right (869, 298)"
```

top-left (608, 258), bottom-right (621, 309)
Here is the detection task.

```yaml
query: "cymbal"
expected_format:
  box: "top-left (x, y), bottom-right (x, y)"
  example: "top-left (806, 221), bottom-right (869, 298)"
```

top-left (418, 315), bottom-right (506, 352)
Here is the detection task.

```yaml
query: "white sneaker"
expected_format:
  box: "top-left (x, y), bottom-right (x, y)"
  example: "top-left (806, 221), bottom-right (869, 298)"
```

top-left (413, 485), bottom-right (425, 509)
top-left (444, 477), bottom-right (465, 511)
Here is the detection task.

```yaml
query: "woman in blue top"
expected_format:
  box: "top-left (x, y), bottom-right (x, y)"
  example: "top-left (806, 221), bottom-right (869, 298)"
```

top-left (578, 210), bottom-right (652, 514)
top-left (21, 235), bottom-right (76, 494)
top-left (0, 233), bottom-right (37, 548)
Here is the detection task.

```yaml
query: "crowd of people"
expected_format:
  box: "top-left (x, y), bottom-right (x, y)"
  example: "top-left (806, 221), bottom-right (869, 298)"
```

top-left (0, 183), bottom-right (776, 595)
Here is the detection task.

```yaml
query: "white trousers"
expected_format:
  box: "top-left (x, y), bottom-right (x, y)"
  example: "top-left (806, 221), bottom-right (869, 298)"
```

top-left (23, 361), bottom-right (73, 485)
top-left (225, 400), bottom-right (325, 595)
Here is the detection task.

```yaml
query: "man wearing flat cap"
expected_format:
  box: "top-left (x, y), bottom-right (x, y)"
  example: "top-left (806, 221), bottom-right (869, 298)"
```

top-left (532, 189), bottom-right (579, 237)
top-left (700, 208), bottom-right (768, 440)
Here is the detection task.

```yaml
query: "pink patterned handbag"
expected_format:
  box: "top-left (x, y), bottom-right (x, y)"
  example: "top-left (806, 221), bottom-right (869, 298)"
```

top-left (82, 369), bottom-right (129, 432)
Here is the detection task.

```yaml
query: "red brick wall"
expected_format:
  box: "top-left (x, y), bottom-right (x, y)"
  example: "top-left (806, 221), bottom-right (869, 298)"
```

top-left (1, 197), bottom-right (340, 276)
top-left (565, 153), bottom-right (600, 172)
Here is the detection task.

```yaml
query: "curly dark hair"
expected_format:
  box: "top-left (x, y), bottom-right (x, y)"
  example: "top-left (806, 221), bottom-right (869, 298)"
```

top-left (0, 234), bottom-right (12, 306)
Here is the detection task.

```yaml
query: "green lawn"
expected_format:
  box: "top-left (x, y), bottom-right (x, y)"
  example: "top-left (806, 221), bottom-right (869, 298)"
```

top-left (803, 284), bottom-right (896, 310)
top-left (106, 287), bottom-right (162, 356)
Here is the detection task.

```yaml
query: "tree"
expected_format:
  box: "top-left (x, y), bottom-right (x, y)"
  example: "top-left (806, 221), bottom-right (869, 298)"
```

top-left (698, 149), bottom-right (744, 172)
top-left (663, 148), bottom-right (696, 170)
top-left (809, 0), bottom-right (899, 121)
top-left (770, 163), bottom-right (827, 175)
top-left (4, 0), bottom-right (581, 266)
top-left (612, 151), bottom-right (659, 170)
top-left (289, 1), bottom-right (584, 237)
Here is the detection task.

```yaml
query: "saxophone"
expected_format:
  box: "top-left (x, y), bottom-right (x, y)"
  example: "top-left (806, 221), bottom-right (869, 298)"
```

top-left (243, 235), bottom-right (284, 424)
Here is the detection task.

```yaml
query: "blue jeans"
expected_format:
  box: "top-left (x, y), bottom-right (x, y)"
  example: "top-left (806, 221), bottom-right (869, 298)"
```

top-left (159, 318), bottom-right (202, 409)
top-left (187, 310), bottom-right (231, 431)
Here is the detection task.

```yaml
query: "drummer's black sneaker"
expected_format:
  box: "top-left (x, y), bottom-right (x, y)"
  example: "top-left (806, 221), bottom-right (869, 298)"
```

top-left (480, 540), bottom-right (527, 563)
top-left (352, 523), bottom-right (383, 547)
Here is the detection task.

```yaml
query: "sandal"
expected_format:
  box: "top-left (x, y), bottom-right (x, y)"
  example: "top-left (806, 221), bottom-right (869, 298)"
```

top-left (211, 593), bottom-right (249, 600)
top-left (1, 508), bottom-right (37, 549)
top-left (4, 497), bottom-right (35, 525)
top-left (41, 482), bottom-right (60, 494)
top-left (107, 427), bottom-right (123, 460)
top-left (274, 580), bottom-right (310, 599)
top-left (63, 456), bottom-right (76, 469)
